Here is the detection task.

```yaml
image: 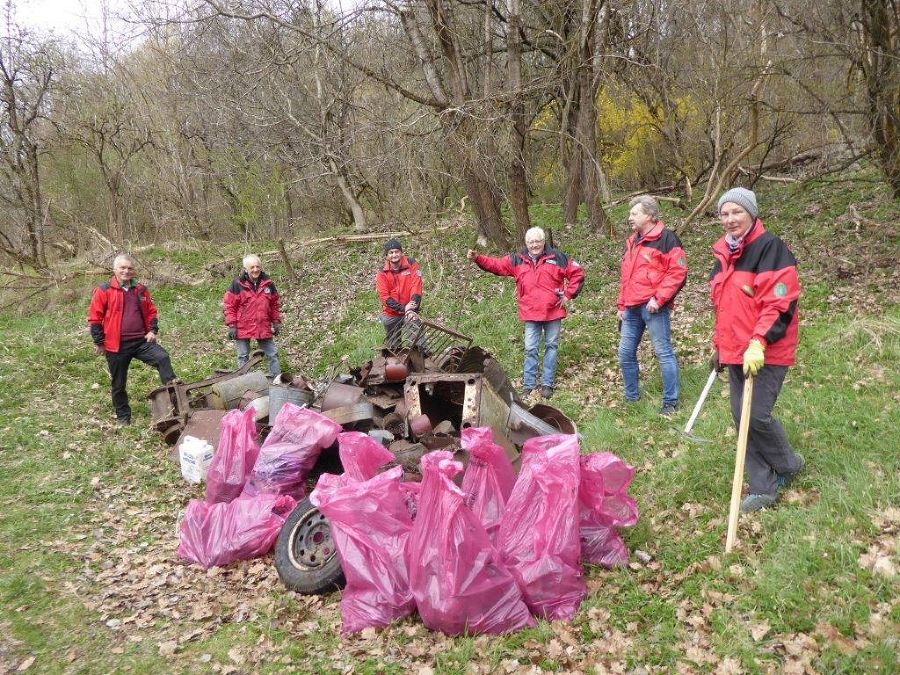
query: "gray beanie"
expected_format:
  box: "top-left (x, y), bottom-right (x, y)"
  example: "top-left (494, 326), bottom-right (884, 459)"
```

top-left (717, 187), bottom-right (758, 221)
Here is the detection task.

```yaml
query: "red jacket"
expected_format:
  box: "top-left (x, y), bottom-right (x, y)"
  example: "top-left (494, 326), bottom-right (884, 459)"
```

top-left (474, 247), bottom-right (584, 322)
top-left (87, 276), bottom-right (159, 353)
top-left (376, 255), bottom-right (423, 318)
top-left (617, 222), bottom-right (687, 310)
top-left (710, 221), bottom-right (800, 366)
top-left (223, 272), bottom-right (281, 340)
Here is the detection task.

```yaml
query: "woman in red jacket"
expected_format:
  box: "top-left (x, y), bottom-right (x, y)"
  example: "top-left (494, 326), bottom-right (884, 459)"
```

top-left (711, 188), bottom-right (804, 512)
top-left (223, 254), bottom-right (281, 377)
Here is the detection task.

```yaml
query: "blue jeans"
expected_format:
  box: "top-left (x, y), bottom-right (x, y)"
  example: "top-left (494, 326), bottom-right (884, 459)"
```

top-left (523, 320), bottom-right (561, 390)
top-left (618, 304), bottom-right (679, 406)
top-left (236, 338), bottom-right (280, 377)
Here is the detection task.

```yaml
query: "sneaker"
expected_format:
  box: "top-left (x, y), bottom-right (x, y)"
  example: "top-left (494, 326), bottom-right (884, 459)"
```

top-left (541, 386), bottom-right (554, 399)
top-left (740, 493), bottom-right (777, 512)
top-left (659, 404), bottom-right (678, 418)
top-left (520, 388), bottom-right (534, 399)
top-left (776, 454), bottom-right (805, 490)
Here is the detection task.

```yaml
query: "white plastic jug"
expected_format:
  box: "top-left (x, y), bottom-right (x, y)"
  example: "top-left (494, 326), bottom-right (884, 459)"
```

top-left (179, 435), bottom-right (215, 484)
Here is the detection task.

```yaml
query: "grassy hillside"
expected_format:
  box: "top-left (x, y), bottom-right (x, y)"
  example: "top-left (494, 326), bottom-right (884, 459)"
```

top-left (1, 171), bottom-right (898, 673)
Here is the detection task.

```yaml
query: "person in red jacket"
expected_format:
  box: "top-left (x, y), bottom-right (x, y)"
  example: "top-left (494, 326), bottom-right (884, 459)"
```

top-left (616, 195), bottom-right (687, 416)
top-left (711, 187), bottom-right (804, 512)
top-left (223, 254), bottom-right (281, 377)
top-left (87, 254), bottom-right (177, 426)
top-left (467, 227), bottom-right (584, 399)
top-left (376, 239), bottom-right (423, 345)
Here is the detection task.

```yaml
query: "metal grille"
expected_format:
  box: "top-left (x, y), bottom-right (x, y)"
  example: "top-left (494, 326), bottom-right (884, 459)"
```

top-left (384, 318), bottom-right (473, 373)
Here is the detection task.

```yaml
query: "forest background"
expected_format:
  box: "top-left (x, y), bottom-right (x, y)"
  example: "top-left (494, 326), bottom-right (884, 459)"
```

top-left (0, 1), bottom-right (898, 673)
top-left (0, 0), bottom-right (897, 268)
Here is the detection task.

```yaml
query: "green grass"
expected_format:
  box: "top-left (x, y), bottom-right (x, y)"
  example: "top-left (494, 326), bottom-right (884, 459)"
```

top-left (1, 171), bottom-right (898, 672)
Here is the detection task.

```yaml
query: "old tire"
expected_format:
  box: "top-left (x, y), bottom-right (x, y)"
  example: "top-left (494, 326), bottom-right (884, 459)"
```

top-left (274, 497), bottom-right (345, 594)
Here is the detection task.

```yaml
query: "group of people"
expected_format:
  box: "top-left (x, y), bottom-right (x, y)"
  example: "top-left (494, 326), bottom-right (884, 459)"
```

top-left (87, 187), bottom-right (804, 513)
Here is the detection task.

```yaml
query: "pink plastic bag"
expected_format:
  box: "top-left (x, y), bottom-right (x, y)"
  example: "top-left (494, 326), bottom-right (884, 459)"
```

top-left (579, 453), bottom-right (639, 568)
top-left (310, 467), bottom-right (414, 636)
top-left (338, 431), bottom-right (394, 481)
top-left (406, 451), bottom-right (533, 636)
top-left (206, 408), bottom-right (260, 504)
top-left (177, 494), bottom-right (296, 569)
top-left (242, 404), bottom-right (341, 500)
top-left (497, 434), bottom-right (586, 621)
top-left (460, 427), bottom-right (516, 542)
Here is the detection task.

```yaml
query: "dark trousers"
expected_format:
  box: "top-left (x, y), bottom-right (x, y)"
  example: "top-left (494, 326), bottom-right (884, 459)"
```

top-left (728, 365), bottom-right (802, 497)
top-left (105, 339), bottom-right (176, 421)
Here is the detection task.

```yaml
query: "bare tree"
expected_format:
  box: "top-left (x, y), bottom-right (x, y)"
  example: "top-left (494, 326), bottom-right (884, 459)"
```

top-left (0, 24), bottom-right (57, 268)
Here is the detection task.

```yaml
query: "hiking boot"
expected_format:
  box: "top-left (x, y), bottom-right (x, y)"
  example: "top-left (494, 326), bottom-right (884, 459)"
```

top-left (776, 454), bottom-right (805, 490)
top-left (541, 386), bottom-right (554, 399)
top-left (659, 404), bottom-right (678, 418)
top-left (116, 417), bottom-right (132, 427)
top-left (740, 493), bottom-right (777, 512)
top-left (520, 388), bottom-right (534, 400)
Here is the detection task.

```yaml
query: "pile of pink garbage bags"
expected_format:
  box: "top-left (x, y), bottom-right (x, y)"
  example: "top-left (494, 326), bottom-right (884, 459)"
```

top-left (176, 403), bottom-right (639, 637)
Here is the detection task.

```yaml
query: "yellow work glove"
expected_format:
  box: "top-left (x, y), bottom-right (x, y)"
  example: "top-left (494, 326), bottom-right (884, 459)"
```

top-left (743, 339), bottom-right (765, 376)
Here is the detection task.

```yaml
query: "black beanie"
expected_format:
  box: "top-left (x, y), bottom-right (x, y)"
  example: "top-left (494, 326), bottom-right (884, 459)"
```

top-left (384, 238), bottom-right (403, 254)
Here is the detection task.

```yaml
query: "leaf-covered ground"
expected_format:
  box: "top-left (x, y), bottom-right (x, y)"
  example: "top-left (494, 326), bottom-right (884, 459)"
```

top-left (1, 171), bottom-right (898, 673)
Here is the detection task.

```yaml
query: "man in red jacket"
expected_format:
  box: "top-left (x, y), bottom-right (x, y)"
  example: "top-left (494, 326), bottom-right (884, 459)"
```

top-left (223, 254), bottom-right (281, 377)
top-left (711, 187), bottom-right (804, 512)
top-left (616, 195), bottom-right (687, 416)
top-left (87, 254), bottom-right (177, 426)
top-left (467, 227), bottom-right (584, 399)
top-left (376, 239), bottom-right (423, 345)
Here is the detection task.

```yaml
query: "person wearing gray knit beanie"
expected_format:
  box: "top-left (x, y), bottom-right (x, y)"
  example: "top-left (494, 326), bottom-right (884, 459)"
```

top-left (709, 187), bottom-right (805, 514)
top-left (717, 187), bottom-right (758, 223)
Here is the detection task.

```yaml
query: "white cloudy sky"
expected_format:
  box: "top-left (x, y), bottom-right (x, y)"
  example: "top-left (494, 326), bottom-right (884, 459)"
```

top-left (14, 0), bottom-right (132, 35)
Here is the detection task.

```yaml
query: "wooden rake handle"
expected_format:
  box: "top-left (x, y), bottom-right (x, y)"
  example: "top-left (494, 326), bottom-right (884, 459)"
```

top-left (726, 375), bottom-right (754, 553)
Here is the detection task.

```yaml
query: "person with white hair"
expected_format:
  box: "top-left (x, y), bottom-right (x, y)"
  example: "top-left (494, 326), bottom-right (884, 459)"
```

top-left (223, 254), bottom-right (281, 377)
top-left (87, 254), bottom-right (178, 426)
top-left (467, 227), bottom-right (584, 400)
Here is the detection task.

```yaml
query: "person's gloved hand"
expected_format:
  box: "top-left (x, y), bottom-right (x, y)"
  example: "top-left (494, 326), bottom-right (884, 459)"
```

top-left (227, 325), bottom-right (237, 340)
top-left (272, 322), bottom-right (281, 336)
top-left (743, 339), bottom-right (765, 376)
top-left (710, 351), bottom-right (724, 373)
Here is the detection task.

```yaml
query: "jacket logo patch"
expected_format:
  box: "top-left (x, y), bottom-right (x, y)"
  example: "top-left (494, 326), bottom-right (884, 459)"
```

top-left (546, 259), bottom-right (559, 265)
top-left (741, 285), bottom-right (755, 297)
top-left (774, 282), bottom-right (787, 297)
top-left (678, 257), bottom-right (686, 267)
top-left (264, 287), bottom-right (272, 294)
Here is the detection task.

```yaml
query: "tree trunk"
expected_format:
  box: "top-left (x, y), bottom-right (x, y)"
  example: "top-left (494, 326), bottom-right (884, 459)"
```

top-left (862, 0), bottom-right (900, 197)
top-left (505, 0), bottom-right (531, 239)
top-left (463, 169), bottom-right (507, 248)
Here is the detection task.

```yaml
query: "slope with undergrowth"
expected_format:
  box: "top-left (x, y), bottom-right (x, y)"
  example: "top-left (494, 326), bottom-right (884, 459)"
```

top-left (0, 170), bottom-right (897, 673)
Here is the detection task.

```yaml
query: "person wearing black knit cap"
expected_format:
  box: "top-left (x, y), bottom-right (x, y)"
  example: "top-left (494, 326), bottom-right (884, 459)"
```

top-left (375, 239), bottom-right (423, 345)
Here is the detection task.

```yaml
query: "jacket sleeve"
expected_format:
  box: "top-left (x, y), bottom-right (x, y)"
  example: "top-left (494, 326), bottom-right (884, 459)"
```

top-left (410, 263), bottom-right (423, 308)
top-left (87, 287), bottom-right (107, 344)
top-left (223, 283), bottom-right (239, 326)
top-left (474, 254), bottom-right (515, 277)
top-left (654, 244), bottom-right (688, 306)
top-left (142, 288), bottom-right (160, 334)
top-left (270, 284), bottom-right (281, 324)
top-left (563, 258), bottom-right (585, 300)
top-left (752, 254), bottom-right (800, 348)
top-left (376, 271), bottom-right (403, 313)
